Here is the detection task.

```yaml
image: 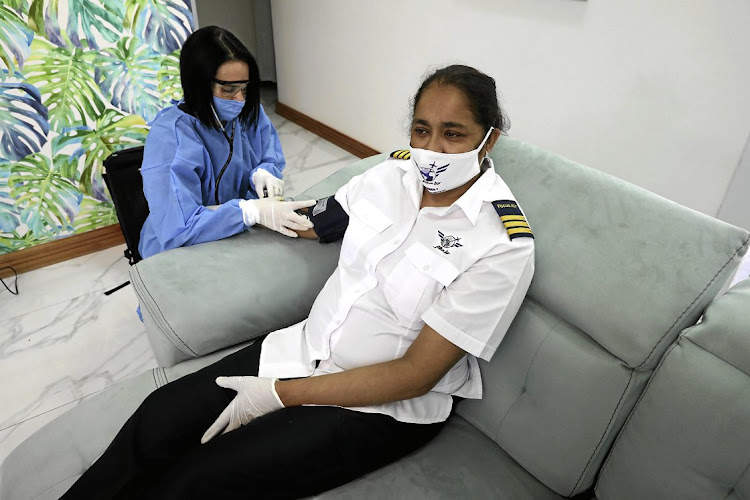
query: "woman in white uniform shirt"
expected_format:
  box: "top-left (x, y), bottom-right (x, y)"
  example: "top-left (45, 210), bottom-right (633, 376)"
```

top-left (62, 65), bottom-right (535, 499)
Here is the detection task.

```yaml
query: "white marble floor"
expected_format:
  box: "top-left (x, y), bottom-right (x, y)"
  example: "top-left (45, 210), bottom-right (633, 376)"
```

top-left (0, 90), bottom-right (358, 469)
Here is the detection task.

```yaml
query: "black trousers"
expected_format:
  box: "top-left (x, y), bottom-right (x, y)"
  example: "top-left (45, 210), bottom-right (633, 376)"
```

top-left (62, 341), bottom-right (444, 499)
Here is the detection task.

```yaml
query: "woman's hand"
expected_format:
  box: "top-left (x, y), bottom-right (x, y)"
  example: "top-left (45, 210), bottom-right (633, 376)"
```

top-left (239, 198), bottom-right (316, 237)
top-left (252, 169), bottom-right (284, 198)
top-left (201, 376), bottom-right (284, 444)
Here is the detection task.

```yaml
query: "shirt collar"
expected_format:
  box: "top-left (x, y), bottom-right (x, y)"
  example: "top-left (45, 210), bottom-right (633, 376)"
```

top-left (397, 158), bottom-right (423, 209)
top-left (396, 157), bottom-right (513, 224)
top-left (451, 158), bottom-right (513, 225)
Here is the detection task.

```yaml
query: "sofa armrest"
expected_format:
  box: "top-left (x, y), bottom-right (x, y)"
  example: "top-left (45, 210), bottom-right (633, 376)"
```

top-left (131, 231), bottom-right (340, 367)
top-left (131, 154), bottom-right (387, 367)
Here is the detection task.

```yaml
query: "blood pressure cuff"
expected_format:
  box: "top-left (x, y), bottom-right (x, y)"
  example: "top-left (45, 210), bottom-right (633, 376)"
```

top-left (307, 196), bottom-right (349, 243)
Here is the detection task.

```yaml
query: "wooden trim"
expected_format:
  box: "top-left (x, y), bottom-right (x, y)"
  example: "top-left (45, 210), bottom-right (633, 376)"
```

top-left (0, 225), bottom-right (125, 278)
top-left (275, 102), bottom-right (380, 159)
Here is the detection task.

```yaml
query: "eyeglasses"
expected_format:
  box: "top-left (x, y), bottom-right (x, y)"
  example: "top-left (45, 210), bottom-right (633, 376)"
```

top-left (212, 79), bottom-right (250, 98)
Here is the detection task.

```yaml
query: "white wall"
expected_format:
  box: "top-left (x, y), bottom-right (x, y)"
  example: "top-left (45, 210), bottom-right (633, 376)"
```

top-left (195, 0), bottom-right (258, 55)
top-left (718, 133), bottom-right (750, 230)
top-left (271, 0), bottom-right (750, 217)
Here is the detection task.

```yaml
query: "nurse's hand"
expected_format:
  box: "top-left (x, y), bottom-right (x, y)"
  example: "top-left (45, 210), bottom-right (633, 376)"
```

top-left (201, 376), bottom-right (284, 444)
top-left (252, 169), bottom-right (284, 198)
top-left (239, 198), bottom-right (316, 237)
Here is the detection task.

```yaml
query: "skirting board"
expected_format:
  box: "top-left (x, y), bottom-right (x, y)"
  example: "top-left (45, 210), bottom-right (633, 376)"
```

top-left (275, 102), bottom-right (380, 159)
top-left (0, 103), bottom-right (377, 278)
top-left (0, 225), bottom-right (125, 279)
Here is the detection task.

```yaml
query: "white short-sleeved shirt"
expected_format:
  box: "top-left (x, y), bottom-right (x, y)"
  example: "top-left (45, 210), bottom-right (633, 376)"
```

top-left (259, 157), bottom-right (535, 423)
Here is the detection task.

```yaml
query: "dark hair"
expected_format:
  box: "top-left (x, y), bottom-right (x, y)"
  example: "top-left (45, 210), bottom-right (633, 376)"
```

top-left (412, 65), bottom-right (510, 134)
top-left (179, 26), bottom-right (261, 130)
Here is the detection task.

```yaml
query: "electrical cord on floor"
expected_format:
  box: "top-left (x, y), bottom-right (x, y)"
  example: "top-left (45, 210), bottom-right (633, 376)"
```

top-left (104, 281), bottom-right (130, 296)
top-left (0, 266), bottom-right (19, 295)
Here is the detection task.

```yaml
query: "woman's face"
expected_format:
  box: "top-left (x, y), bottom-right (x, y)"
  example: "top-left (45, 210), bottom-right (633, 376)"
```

top-left (212, 60), bottom-right (250, 102)
top-left (410, 84), bottom-right (488, 156)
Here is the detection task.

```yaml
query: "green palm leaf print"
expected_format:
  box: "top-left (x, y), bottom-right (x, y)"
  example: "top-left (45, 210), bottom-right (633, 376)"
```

top-left (8, 153), bottom-right (82, 234)
top-left (5, 0), bottom-right (31, 15)
top-left (95, 36), bottom-right (166, 122)
top-left (0, 163), bottom-right (21, 233)
top-left (72, 195), bottom-right (116, 233)
top-left (0, 230), bottom-right (47, 253)
top-left (0, 4), bottom-right (34, 74)
top-left (157, 49), bottom-right (182, 102)
top-left (28, 0), bottom-right (125, 49)
top-left (24, 37), bottom-right (107, 132)
top-left (124, 0), bottom-right (193, 55)
top-left (53, 108), bottom-right (148, 200)
top-left (0, 79), bottom-right (50, 160)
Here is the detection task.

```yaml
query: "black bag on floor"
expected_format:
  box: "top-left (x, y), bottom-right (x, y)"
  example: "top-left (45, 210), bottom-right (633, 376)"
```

top-left (103, 146), bottom-right (149, 265)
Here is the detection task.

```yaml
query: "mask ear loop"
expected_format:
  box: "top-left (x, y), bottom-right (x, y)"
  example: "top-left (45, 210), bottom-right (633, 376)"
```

top-left (211, 104), bottom-right (226, 134)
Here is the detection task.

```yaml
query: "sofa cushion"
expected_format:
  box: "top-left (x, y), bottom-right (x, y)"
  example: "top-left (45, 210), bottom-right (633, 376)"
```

top-left (130, 154), bottom-right (387, 367)
top-left (455, 138), bottom-right (750, 496)
top-left (316, 415), bottom-right (561, 500)
top-left (595, 279), bottom-right (750, 499)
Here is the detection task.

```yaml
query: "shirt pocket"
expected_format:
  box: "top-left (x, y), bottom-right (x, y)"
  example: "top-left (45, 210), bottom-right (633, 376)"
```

top-left (384, 242), bottom-right (460, 329)
top-left (340, 199), bottom-right (392, 265)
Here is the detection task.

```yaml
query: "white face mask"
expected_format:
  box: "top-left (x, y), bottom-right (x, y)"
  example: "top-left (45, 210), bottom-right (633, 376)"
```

top-left (410, 127), bottom-right (494, 193)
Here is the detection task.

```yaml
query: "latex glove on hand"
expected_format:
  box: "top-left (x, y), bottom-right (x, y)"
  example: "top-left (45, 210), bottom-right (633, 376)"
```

top-left (201, 376), bottom-right (285, 444)
top-left (252, 169), bottom-right (284, 198)
top-left (239, 198), bottom-right (316, 237)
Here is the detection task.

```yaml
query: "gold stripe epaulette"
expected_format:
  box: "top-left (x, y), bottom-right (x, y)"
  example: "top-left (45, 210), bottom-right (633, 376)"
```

top-left (390, 149), bottom-right (411, 160)
top-left (492, 200), bottom-right (533, 240)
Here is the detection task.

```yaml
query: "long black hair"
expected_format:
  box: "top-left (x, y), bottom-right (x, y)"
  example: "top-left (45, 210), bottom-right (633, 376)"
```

top-left (179, 26), bottom-right (261, 130)
top-left (412, 65), bottom-right (510, 134)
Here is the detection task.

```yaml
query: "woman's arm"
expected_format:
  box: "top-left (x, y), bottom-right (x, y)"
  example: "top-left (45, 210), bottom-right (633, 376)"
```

top-left (275, 324), bottom-right (466, 407)
top-left (140, 120), bottom-right (247, 255)
top-left (248, 105), bottom-right (285, 194)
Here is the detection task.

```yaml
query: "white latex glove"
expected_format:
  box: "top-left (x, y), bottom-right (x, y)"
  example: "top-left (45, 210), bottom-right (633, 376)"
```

top-left (252, 169), bottom-right (284, 198)
top-left (239, 198), bottom-right (316, 237)
top-left (201, 376), bottom-right (285, 444)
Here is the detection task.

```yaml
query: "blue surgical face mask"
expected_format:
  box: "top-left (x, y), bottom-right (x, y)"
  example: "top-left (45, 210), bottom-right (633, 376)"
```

top-left (212, 96), bottom-right (245, 124)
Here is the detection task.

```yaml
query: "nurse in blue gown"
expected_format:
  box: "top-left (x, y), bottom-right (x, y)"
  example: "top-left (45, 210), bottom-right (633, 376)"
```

top-left (138, 26), bottom-right (313, 259)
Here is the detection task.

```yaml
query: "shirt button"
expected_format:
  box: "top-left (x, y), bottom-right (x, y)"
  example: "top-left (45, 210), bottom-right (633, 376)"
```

top-left (392, 240), bottom-right (400, 246)
top-left (423, 265), bottom-right (430, 271)
top-left (335, 319), bottom-right (342, 326)
top-left (354, 288), bottom-right (361, 294)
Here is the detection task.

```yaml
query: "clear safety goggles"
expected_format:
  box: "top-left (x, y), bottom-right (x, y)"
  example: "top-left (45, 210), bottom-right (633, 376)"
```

top-left (213, 79), bottom-right (250, 98)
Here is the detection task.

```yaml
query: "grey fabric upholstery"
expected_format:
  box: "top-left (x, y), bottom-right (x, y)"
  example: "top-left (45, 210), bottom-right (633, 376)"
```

top-left (456, 138), bottom-right (749, 496)
top-left (2, 139), bottom-right (748, 500)
top-left (131, 154), bottom-right (386, 367)
top-left (316, 415), bottom-right (562, 500)
top-left (595, 279), bottom-right (750, 499)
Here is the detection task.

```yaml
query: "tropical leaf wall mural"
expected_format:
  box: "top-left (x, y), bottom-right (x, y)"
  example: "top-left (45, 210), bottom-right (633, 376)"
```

top-left (0, 0), bottom-right (194, 255)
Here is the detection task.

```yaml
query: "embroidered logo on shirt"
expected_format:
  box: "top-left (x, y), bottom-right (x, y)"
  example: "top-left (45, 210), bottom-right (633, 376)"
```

top-left (419, 161), bottom-right (449, 182)
top-left (435, 230), bottom-right (462, 254)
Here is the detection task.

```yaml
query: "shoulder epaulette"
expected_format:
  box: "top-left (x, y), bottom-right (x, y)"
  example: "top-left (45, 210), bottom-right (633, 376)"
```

top-left (492, 200), bottom-right (533, 240)
top-left (390, 149), bottom-right (411, 160)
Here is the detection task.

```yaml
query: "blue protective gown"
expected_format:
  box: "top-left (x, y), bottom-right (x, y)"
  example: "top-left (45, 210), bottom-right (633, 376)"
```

top-left (138, 103), bottom-right (285, 259)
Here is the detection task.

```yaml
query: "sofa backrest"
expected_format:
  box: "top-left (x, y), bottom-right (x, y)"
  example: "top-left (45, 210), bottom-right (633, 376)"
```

top-left (455, 138), bottom-right (750, 496)
top-left (595, 279), bottom-right (750, 499)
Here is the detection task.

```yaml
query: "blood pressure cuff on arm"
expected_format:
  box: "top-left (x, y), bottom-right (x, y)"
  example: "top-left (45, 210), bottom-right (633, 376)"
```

top-left (307, 196), bottom-right (349, 243)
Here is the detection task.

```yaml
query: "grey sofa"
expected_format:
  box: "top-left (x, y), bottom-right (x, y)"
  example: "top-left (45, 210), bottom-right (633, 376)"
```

top-left (2, 138), bottom-right (749, 499)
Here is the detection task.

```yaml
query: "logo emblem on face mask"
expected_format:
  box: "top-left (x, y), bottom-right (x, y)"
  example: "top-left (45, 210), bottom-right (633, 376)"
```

top-left (435, 230), bottom-right (462, 255)
top-left (419, 161), bottom-right (449, 182)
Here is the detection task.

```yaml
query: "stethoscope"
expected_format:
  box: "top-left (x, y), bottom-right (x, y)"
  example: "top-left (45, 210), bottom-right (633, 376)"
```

top-left (211, 104), bottom-right (236, 205)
